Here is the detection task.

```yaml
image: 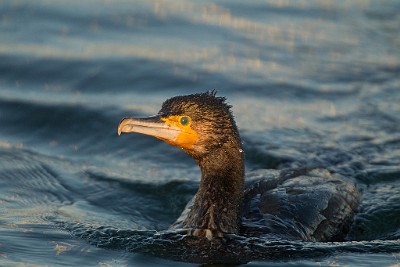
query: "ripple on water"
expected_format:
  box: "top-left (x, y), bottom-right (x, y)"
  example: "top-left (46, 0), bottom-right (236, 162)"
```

top-left (57, 221), bottom-right (400, 264)
top-left (0, 149), bottom-right (74, 226)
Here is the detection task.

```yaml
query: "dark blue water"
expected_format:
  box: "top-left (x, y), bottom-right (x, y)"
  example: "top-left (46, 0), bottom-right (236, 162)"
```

top-left (1, 0), bottom-right (400, 266)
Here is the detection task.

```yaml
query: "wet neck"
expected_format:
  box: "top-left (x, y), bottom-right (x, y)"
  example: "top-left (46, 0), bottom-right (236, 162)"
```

top-left (185, 142), bottom-right (245, 237)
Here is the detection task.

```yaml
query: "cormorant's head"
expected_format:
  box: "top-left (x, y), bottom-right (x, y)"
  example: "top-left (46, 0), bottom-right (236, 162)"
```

top-left (118, 91), bottom-right (240, 160)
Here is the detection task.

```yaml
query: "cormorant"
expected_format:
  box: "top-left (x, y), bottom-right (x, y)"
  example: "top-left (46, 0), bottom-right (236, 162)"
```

top-left (118, 91), bottom-right (360, 242)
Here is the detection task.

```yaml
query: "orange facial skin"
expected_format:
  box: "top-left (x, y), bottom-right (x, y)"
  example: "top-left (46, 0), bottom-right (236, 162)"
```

top-left (118, 115), bottom-right (198, 150)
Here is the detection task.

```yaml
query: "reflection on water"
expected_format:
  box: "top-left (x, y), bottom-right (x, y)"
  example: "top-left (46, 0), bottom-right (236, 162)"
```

top-left (2, 0), bottom-right (397, 84)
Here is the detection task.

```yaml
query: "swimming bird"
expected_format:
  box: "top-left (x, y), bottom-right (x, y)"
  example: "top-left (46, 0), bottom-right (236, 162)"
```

top-left (118, 91), bottom-right (360, 242)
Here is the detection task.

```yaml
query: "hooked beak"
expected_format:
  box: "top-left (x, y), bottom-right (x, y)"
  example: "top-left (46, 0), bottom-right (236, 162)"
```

top-left (118, 115), bottom-right (182, 143)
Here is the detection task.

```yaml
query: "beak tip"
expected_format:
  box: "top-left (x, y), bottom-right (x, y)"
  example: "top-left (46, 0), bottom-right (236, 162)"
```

top-left (117, 124), bottom-right (124, 136)
top-left (117, 118), bottom-right (127, 136)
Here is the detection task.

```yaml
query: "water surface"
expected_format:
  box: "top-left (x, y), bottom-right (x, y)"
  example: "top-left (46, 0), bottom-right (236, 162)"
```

top-left (1, 0), bottom-right (400, 266)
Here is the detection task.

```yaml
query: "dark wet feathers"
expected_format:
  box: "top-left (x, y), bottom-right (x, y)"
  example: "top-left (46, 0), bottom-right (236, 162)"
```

top-left (242, 168), bottom-right (360, 241)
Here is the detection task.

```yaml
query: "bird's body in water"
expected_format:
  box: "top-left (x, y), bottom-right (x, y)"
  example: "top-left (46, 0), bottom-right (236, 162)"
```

top-left (118, 91), bottom-right (360, 242)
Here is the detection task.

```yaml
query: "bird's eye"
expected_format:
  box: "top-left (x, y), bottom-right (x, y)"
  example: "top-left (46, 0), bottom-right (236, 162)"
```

top-left (180, 116), bottom-right (190, 126)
